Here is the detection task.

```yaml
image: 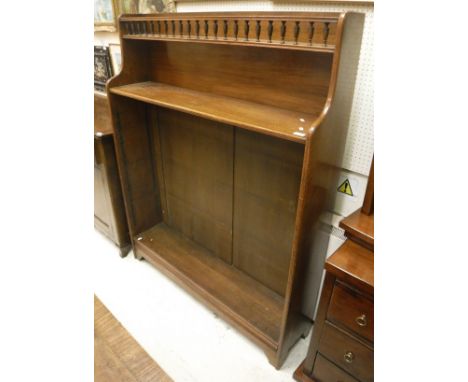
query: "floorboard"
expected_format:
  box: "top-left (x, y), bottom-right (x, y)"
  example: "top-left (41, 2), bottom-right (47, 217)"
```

top-left (94, 295), bottom-right (172, 382)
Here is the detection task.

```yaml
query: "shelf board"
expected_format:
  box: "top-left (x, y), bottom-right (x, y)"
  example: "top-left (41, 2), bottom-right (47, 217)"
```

top-left (134, 223), bottom-right (284, 350)
top-left (339, 209), bottom-right (374, 249)
top-left (110, 82), bottom-right (319, 143)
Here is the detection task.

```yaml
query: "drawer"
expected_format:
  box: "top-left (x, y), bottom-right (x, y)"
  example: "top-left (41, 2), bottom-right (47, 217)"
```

top-left (328, 281), bottom-right (373, 342)
top-left (313, 353), bottom-right (358, 382)
top-left (318, 322), bottom-right (373, 382)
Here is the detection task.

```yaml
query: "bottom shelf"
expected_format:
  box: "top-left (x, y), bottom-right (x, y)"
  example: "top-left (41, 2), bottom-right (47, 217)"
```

top-left (134, 223), bottom-right (284, 350)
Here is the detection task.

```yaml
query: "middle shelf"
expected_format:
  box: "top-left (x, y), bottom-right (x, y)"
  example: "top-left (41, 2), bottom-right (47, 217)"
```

top-left (110, 81), bottom-right (320, 143)
top-left (134, 222), bottom-right (285, 350)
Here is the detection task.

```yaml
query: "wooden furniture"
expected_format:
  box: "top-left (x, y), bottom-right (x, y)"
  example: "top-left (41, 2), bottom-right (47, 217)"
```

top-left (107, 12), bottom-right (364, 368)
top-left (94, 91), bottom-right (131, 257)
top-left (294, 162), bottom-right (374, 381)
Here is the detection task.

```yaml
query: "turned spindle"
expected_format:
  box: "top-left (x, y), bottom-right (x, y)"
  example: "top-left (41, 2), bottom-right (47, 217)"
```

top-left (164, 20), bottom-right (168, 36)
top-left (142, 22), bottom-right (147, 35)
top-left (308, 21), bottom-right (315, 45)
top-left (195, 20), bottom-right (200, 38)
top-left (294, 21), bottom-right (300, 45)
top-left (280, 21), bottom-right (286, 44)
top-left (214, 20), bottom-right (218, 39)
top-left (179, 20), bottom-right (183, 38)
top-left (323, 22), bottom-right (330, 45)
top-left (223, 20), bottom-right (228, 40)
top-left (136, 22), bottom-right (140, 35)
top-left (150, 21), bottom-right (155, 35)
top-left (157, 20), bottom-right (161, 35)
top-left (244, 20), bottom-right (249, 41)
top-left (187, 20), bottom-right (191, 38)
top-left (171, 20), bottom-right (176, 37)
top-left (256, 20), bottom-right (261, 42)
top-left (234, 20), bottom-right (238, 40)
top-left (204, 20), bottom-right (209, 39)
top-left (267, 20), bottom-right (273, 43)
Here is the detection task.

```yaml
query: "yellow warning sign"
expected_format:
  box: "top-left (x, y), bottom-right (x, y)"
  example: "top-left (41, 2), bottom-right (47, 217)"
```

top-left (337, 179), bottom-right (353, 196)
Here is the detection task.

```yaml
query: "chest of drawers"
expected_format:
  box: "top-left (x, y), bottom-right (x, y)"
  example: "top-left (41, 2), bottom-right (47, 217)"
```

top-left (294, 207), bottom-right (374, 382)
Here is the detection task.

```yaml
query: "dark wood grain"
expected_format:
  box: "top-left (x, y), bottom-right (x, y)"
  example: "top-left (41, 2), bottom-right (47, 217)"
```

top-left (328, 281), bottom-right (374, 342)
top-left (108, 11), bottom-right (365, 368)
top-left (340, 209), bottom-right (374, 250)
top-left (149, 41), bottom-right (332, 115)
top-left (94, 93), bottom-right (130, 257)
top-left (94, 92), bottom-right (114, 137)
top-left (318, 322), bottom-right (373, 382)
top-left (120, 13), bottom-right (340, 53)
top-left (134, 222), bottom-right (284, 350)
top-left (313, 354), bottom-right (359, 382)
top-left (277, 12), bottom-right (365, 368)
top-left (326, 240), bottom-right (374, 295)
top-left (110, 81), bottom-right (321, 144)
top-left (233, 129), bottom-right (304, 295)
top-left (302, 273), bottom-right (336, 375)
top-left (158, 109), bottom-right (234, 263)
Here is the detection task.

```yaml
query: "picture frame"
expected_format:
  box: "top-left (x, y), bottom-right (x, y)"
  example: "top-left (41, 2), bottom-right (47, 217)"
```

top-left (119, 0), bottom-right (176, 14)
top-left (94, 0), bottom-right (120, 32)
top-left (94, 46), bottom-right (114, 92)
top-left (109, 44), bottom-right (122, 75)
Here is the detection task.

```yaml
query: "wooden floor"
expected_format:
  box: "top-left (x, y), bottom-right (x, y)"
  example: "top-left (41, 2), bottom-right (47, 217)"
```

top-left (95, 295), bottom-right (172, 382)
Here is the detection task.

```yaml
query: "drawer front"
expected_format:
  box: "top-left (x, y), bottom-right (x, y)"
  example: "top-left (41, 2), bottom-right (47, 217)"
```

top-left (319, 322), bottom-right (373, 382)
top-left (328, 282), bottom-right (374, 342)
top-left (313, 353), bottom-right (358, 382)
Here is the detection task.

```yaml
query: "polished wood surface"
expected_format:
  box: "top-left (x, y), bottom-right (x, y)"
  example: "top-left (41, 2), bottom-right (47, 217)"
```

top-left (134, 222), bottom-right (284, 350)
top-left (279, 12), bottom-right (365, 367)
top-left (120, 13), bottom-right (340, 53)
top-left (340, 208), bottom-right (374, 250)
top-left (94, 91), bottom-right (114, 137)
top-left (326, 239), bottom-right (374, 295)
top-left (233, 129), bottom-right (304, 295)
top-left (328, 281), bottom-right (374, 342)
top-left (110, 81), bottom-right (321, 143)
top-left (303, 354), bottom-right (359, 382)
top-left (158, 109), bottom-right (234, 263)
top-left (148, 41), bottom-right (332, 115)
top-left (94, 296), bottom-right (172, 382)
top-left (295, 153), bottom-right (374, 381)
top-left (108, 11), bottom-right (364, 368)
top-left (94, 92), bottom-right (130, 256)
top-left (319, 322), bottom-right (373, 382)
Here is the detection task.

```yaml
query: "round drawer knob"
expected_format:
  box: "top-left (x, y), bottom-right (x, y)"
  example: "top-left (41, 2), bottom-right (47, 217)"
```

top-left (344, 351), bottom-right (355, 363)
top-left (356, 314), bottom-right (368, 327)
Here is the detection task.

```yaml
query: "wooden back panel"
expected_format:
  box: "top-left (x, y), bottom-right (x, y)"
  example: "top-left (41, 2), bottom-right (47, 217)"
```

top-left (233, 130), bottom-right (304, 296)
top-left (155, 108), bottom-right (234, 263)
top-left (149, 41), bottom-right (332, 114)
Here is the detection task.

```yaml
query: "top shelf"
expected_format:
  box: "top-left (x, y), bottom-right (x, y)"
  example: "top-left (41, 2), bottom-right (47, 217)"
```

top-left (110, 82), bottom-right (321, 143)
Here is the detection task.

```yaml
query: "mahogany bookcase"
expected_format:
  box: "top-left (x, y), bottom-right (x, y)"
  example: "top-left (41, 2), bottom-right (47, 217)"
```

top-left (107, 12), bottom-right (364, 368)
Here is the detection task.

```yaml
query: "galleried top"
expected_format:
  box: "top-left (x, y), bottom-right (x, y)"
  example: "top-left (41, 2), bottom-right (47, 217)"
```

top-left (119, 12), bottom-right (342, 53)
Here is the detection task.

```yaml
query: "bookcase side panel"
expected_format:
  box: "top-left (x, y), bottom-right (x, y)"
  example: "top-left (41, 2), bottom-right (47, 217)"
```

top-left (111, 96), bottom-right (164, 237)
